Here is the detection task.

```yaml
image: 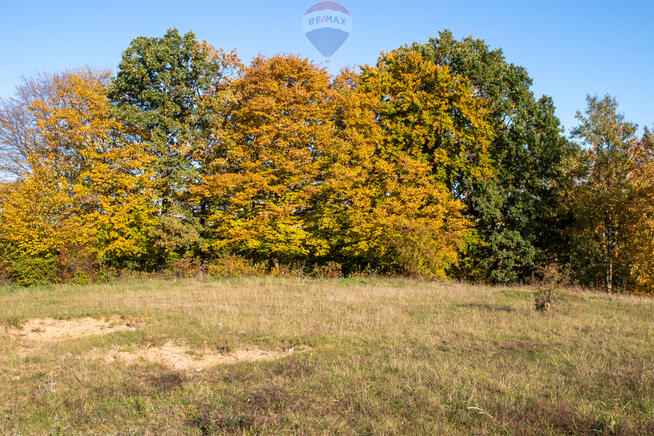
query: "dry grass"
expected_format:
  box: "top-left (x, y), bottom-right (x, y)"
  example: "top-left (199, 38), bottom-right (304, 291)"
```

top-left (0, 277), bottom-right (652, 434)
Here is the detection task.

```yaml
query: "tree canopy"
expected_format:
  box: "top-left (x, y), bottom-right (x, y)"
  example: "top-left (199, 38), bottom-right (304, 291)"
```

top-left (0, 28), bottom-right (651, 294)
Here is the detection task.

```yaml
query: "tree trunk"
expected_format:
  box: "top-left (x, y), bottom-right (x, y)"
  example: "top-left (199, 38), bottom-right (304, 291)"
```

top-left (607, 256), bottom-right (613, 294)
top-left (603, 210), bottom-right (616, 295)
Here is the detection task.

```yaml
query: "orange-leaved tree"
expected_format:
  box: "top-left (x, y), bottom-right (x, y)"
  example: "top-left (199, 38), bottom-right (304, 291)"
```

top-left (627, 128), bottom-right (654, 293)
top-left (196, 55), bottom-right (335, 262)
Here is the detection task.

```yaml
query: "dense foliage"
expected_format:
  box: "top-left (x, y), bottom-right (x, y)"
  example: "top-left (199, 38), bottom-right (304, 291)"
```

top-left (0, 29), bottom-right (652, 293)
top-left (410, 31), bottom-right (580, 284)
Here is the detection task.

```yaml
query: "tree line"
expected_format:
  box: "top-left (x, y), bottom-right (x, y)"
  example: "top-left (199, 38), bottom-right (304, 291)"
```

top-left (0, 29), bottom-right (652, 293)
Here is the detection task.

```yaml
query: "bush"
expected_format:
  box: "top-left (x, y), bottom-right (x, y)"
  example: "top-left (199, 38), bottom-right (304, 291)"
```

top-left (167, 255), bottom-right (203, 279)
top-left (71, 270), bottom-right (92, 285)
top-left (0, 246), bottom-right (97, 287)
top-left (269, 260), bottom-right (306, 279)
top-left (534, 289), bottom-right (557, 312)
top-left (58, 247), bottom-right (96, 283)
top-left (7, 255), bottom-right (60, 287)
top-left (533, 264), bottom-right (567, 312)
top-left (531, 263), bottom-right (572, 287)
top-left (349, 265), bottom-right (381, 279)
top-left (207, 254), bottom-right (265, 278)
top-left (311, 262), bottom-right (343, 279)
top-left (118, 269), bottom-right (155, 281)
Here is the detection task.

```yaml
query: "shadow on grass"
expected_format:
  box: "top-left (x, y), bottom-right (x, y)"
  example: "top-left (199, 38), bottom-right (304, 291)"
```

top-left (457, 303), bottom-right (516, 313)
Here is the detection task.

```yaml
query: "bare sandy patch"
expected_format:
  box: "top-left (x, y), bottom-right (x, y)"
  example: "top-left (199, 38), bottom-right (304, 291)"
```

top-left (2, 316), bottom-right (310, 370)
top-left (88, 343), bottom-right (310, 371)
top-left (5, 316), bottom-right (135, 341)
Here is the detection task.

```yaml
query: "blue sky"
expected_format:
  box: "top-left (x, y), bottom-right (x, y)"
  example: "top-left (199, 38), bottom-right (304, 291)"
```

top-left (1, 0), bottom-right (652, 133)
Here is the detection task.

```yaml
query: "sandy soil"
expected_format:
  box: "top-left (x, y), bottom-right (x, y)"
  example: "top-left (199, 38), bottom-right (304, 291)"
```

top-left (87, 343), bottom-right (310, 371)
top-left (5, 316), bottom-right (135, 341)
top-left (2, 315), bottom-right (309, 371)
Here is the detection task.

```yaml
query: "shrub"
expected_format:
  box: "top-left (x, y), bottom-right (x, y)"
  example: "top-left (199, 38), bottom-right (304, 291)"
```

top-left (118, 269), bottom-right (155, 281)
top-left (349, 265), bottom-right (381, 279)
top-left (94, 266), bottom-right (117, 283)
top-left (269, 260), bottom-right (306, 279)
top-left (531, 263), bottom-right (572, 287)
top-left (167, 255), bottom-right (203, 279)
top-left (7, 255), bottom-right (60, 287)
top-left (71, 271), bottom-right (92, 285)
top-left (311, 262), bottom-right (343, 279)
top-left (534, 289), bottom-right (556, 312)
top-left (207, 254), bottom-right (265, 278)
top-left (58, 247), bottom-right (96, 283)
top-left (533, 264), bottom-right (568, 312)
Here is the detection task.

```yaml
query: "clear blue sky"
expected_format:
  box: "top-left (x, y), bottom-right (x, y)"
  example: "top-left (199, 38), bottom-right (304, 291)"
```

top-left (1, 0), bottom-right (652, 133)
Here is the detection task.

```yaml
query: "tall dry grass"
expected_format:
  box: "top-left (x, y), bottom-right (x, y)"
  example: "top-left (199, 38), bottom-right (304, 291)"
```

top-left (0, 277), bottom-right (652, 434)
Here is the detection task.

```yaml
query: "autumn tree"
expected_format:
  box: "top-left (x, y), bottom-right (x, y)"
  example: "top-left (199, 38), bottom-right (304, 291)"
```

top-left (0, 73), bottom-right (82, 284)
top-left (354, 49), bottom-right (494, 276)
top-left (313, 70), bottom-right (472, 277)
top-left (628, 128), bottom-right (654, 292)
top-left (571, 95), bottom-right (640, 293)
top-left (359, 50), bottom-right (494, 200)
top-left (0, 73), bottom-right (58, 178)
top-left (0, 163), bottom-right (88, 285)
top-left (0, 70), bottom-right (158, 283)
top-left (32, 70), bottom-right (159, 266)
top-left (410, 31), bottom-right (579, 283)
top-left (108, 29), bottom-right (239, 266)
top-left (196, 55), bottom-right (334, 262)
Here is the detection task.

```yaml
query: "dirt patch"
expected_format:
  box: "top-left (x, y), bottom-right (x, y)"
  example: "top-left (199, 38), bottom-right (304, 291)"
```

top-left (5, 316), bottom-right (135, 341)
top-left (3, 316), bottom-right (310, 371)
top-left (88, 343), bottom-right (310, 371)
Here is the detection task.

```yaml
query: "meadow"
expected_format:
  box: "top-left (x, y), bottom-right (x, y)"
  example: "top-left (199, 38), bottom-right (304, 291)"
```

top-left (0, 277), bottom-right (652, 434)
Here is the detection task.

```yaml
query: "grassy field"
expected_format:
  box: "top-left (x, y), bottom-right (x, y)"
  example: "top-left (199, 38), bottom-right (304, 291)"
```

top-left (0, 277), bottom-right (653, 435)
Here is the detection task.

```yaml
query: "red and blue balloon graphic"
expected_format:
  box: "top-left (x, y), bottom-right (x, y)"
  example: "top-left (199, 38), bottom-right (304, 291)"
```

top-left (303, 2), bottom-right (352, 58)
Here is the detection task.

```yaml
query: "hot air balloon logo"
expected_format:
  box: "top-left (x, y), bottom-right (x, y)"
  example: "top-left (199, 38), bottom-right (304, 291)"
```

top-left (303, 2), bottom-right (352, 58)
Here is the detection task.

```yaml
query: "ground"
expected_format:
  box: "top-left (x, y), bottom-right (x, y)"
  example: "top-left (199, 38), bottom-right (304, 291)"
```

top-left (0, 277), bottom-right (652, 434)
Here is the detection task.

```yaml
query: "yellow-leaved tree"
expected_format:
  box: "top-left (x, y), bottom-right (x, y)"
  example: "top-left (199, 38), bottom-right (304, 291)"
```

top-left (0, 162), bottom-right (88, 284)
top-left (29, 70), bottom-right (159, 266)
top-left (0, 70), bottom-right (158, 284)
top-left (313, 70), bottom-right (472, 277)
top-left (358, 50), bottom-right (495, 200)
top-left (197, 55), bottom-right (477, 276)
top-left (627, 128), bottom-right (654, 293)
top-left (197, 55), bottom-right (335, 262)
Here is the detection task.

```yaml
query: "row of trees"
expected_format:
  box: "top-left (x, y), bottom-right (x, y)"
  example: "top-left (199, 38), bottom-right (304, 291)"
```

top-left (0, 29), bottom-right (652, 293)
